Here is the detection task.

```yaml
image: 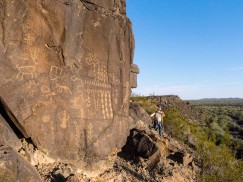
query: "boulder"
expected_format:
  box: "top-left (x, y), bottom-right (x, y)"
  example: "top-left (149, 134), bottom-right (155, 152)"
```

top-left (167, 151), bottom-right (193, 166)
top-left (119, 129), bottom-right (169, 170)
top-left (0, 0), bottom-right (138, 167)
top-left (120, 129), bottom-right (158, 160)
top-left (0, 145), bottom-right (42, 182)
top-left (129, 102), bottom-right (152, 127)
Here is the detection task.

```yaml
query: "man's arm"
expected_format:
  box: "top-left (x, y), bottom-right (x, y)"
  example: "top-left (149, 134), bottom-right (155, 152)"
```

top-left (150, 113), bottom-right (155, 118)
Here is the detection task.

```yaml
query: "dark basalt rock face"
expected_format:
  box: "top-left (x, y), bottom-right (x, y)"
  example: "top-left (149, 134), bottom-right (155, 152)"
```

top-left (0, 0), bottom-right (138, 166)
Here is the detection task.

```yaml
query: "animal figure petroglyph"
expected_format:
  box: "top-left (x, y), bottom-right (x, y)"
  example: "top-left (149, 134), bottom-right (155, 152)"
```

top-left (16, 50), bottom-right (38, 80)
top-left (55, 84), bottom-right (72, 95)
top-left (16, 66), bottom-right (37, 80)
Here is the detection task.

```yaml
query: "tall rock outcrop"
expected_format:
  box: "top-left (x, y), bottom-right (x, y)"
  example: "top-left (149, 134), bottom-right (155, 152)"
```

top-left (0, 0), bottom-right (138, 168)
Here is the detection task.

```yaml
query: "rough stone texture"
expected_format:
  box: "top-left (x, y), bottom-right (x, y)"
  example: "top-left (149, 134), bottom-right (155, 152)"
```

top-left (0, 145), bottom-right (42, 182)
top-left (130, 64), bottom-right (139, 88)
top-left (0, 0), bottom-right (138, 165)
top-left (130, 72), bottom-right (138, 88)
top-left (0, 166), bottom-right (15, 182)
top-left (36, 129), bottom-right (199, 182)
top-left (18, 139), bottom-right (55, 166)
top-left (131, 64), bottom-right (139, 74)
top-left (120, 129), bottom-right (159, 160)
top-left (129, 102), bottom-right (152, 126)
top-left (66, 175), bottom-right (80, 182)
top-left (0, 115), bottom-right (22, 150)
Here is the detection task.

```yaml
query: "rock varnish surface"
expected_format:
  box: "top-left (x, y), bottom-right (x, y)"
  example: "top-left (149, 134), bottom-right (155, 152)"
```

top-left (0, 0), bottom-right (138, 166)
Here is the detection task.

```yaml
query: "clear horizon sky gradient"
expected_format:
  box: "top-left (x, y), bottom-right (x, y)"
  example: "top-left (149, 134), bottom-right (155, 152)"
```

top-left (127, 0), bottom-right (243, 100)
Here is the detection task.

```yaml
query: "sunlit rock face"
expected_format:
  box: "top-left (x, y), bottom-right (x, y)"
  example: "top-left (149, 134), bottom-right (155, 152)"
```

top-left (0, 0), bottom-right (138, 163)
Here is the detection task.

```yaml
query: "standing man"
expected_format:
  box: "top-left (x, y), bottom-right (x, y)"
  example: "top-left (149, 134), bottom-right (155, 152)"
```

top-left (150, 107), bottom-right (165, 136)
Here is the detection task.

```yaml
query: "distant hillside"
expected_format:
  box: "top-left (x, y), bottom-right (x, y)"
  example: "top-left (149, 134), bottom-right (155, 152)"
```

top-left (188, 98), bottom-right (243, 106)
top-left (199, 98), bottom-right (243, 101)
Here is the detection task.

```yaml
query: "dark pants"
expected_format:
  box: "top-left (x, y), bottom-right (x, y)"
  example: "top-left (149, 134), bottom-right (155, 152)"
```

top-left (154, 120), bottom-right (163, 136)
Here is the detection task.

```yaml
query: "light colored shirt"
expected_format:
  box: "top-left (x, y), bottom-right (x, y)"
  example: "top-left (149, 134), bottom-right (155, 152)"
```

top-left (150, 111), bottom-right (165, 123)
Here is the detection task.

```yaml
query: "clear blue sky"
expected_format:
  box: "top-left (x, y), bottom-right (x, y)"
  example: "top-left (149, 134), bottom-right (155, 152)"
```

top-left (127, 0), bottom-right (243, 100)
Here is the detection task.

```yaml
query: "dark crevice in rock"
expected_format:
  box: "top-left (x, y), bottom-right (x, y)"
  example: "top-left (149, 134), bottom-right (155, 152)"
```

top-left (0, 97), bottom-right (27, 139)
top-left (45, 44), bottom-right (66, 66)
top-left (0, 97), bottom-right (38, 148)
top-left (167, 152), bottom-right (184, 164)
top-left (80, 0), bottom-right (104, 10)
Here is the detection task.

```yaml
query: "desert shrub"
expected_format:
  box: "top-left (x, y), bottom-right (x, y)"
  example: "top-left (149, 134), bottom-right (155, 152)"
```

top-left (165, 106), bottom-right (210, 144)
top-left (239, 115), bottom-right (243, 122)
top-left (197, 142), bottom-right (243, 182)
top-left (164, 107), bottom-right (189, 140)
top-left (218, 115), bottom-right (232, 129)
top-left (164, 105), bottom-right (243, 182)
top-left (209, 122), bottom-right (225, 144)
top-left (131, 96), bottom-right (158, 114)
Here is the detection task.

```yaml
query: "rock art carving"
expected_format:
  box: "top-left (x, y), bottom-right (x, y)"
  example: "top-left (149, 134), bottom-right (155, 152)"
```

top-left (86, 53), bottom-right (99, 66)
top-left (0, 0), bottom-right (139, 171)
top-left (16, 50), bottom-right (39, 80)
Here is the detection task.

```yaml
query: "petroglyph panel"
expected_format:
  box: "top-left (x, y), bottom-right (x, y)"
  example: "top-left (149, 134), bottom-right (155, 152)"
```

top-left (85, 53), bottom-right (109, 83)
top-left (71, 75), bottom-right (113, 120)
top-left (84, 89), bottom-right (113, 119)
top-left (0, 0), bottom-right (136, 163)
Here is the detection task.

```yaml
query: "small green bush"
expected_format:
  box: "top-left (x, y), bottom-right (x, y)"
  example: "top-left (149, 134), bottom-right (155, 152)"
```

top-left (131, 96), bottom-right (158, 114)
